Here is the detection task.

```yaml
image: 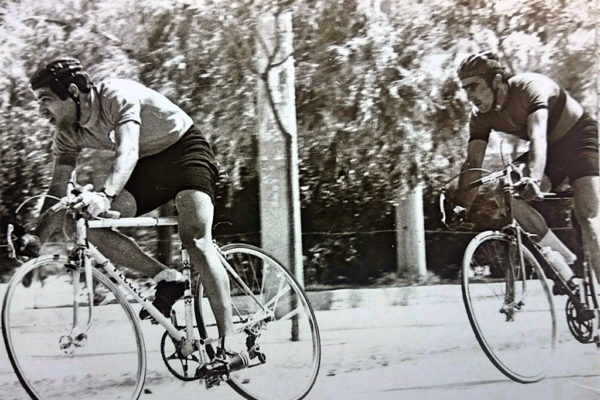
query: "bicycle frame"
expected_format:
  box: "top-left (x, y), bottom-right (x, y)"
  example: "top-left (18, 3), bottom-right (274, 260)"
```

top-left (4, 179), bottom-right (321, 400)
top-left (461, 164), bottom-right (598, 330)
top-left (500, 168), bottom-right (590, 304)
top-left (68, 212), bottom-right (275, 360)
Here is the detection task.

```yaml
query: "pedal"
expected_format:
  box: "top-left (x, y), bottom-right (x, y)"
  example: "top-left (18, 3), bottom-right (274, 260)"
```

top-left (577, 308), bottom-right (596, 323)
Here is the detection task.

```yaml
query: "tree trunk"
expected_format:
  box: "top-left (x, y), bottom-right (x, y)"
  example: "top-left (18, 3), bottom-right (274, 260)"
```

top-left (256, 10), bottom-right (303, 340)
top-left (395, 184), bottom-right (427, 280)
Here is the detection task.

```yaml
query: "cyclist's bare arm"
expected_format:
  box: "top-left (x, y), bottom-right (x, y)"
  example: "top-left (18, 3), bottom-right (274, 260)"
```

top-left (102, 121), bottom-right (140, 198)
top-left (35, 159), bottom-right (75, 243)
top-left (526, 109), bottom-right (549, 183)
top-left (457, 139), bottom-right (487, 210)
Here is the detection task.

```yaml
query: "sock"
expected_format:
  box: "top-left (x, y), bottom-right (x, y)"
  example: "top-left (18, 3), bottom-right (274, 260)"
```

top-left (153, 268), bottom-right (184, 283)
top-left (538, 230), bottom-right (577, 265)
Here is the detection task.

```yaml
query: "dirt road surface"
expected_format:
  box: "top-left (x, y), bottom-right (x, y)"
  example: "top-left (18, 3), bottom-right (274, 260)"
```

top-left (2, 284), bottom-right (599, 400)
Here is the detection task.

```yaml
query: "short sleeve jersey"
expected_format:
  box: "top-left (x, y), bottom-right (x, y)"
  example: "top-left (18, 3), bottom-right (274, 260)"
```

top-left (468, 72), bottom-right (563, 142)
top-left (53, 79), bottom-right (193, 165)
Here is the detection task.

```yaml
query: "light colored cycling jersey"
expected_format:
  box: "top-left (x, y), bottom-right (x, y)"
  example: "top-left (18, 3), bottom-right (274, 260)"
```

top-left (468, 72), bottom-right (583, 144)
top-left (53, 78), bottom-right (193, 165)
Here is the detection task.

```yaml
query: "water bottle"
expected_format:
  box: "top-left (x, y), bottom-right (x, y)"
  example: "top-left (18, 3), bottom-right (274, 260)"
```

top-left (540, 247), bottom-right (574, 282)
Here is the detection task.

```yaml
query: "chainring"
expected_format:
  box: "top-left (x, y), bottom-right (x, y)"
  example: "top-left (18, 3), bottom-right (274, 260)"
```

top-left (160, 330), bottom-right (202, 381)
top-left (565, 298), bottom-right (594, 344)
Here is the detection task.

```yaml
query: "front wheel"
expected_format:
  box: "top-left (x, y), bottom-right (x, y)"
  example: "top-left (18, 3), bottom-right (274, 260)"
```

top-left (196, 244), bottom-right (321, 400)
top-left (462, 231), bottom-right (556, 383)
top-left (2, 255), bottom-right (146, 400)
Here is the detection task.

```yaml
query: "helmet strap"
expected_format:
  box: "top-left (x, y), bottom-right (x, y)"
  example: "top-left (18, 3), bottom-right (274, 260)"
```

top-left (69, 92), bottom-right (82, 132)
top-left (491, 86), bottom-right (499, 111)
top-left (489, 74), bottom-right (505, 111)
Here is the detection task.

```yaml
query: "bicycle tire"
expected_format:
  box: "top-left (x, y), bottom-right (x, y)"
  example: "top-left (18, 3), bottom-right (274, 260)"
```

top-left (2, 255), bottom-right (146, 400)
top-left (585, 265), bottom-right (600, 343)
top-left (462, 231), bottom-right (557, 383)
top-left (195, 244), bottom-right (321, 400)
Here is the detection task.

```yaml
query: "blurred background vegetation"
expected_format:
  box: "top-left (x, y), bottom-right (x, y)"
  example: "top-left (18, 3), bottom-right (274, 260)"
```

top-left (0, 0), bottom-right (595, 285)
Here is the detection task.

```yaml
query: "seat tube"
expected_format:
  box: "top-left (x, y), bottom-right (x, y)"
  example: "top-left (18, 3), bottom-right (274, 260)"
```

top-left (181, 249), bottom-right (195, 342)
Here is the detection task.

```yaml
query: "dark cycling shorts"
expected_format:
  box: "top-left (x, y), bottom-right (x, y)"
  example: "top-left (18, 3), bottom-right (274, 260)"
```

top-left (516, 112), bottom-right (599, 189)
top-left (124, 125), bottom-right (218, 216)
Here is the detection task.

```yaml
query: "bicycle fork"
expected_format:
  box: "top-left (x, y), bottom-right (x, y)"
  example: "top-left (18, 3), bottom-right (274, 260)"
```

top-left (499, 226), bottom-right (527, 321)
top-left (59, 215), bottom-right (95, 354)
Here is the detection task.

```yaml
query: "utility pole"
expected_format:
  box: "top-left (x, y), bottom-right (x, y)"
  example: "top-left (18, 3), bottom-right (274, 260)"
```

top-left (256, 11), bottom-right (303, 287)
top-left (395, 184), bottom-right (428, 280)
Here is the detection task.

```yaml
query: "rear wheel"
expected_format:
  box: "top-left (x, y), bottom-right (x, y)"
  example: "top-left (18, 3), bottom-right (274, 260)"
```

top-left (462, 231), bottom-right (556, 383)
top-left (2, 255), bottom-right (146, 400)
top-left (195, 244), bottom-right (321, 400)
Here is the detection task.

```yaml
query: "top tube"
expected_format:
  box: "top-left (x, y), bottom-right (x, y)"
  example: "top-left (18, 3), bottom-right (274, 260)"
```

top-left (461, 167), bottom-right (510, 192)
top-left (88, 216), bottom-right (179, 229)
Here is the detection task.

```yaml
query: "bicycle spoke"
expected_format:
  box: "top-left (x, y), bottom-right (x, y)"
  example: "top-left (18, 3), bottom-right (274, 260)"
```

top-left (263, 280), bottom-right (290, 311)
top-left (2, 256), bottom-right (146, 400)
top-left (198, 244), bottom-right (320, 400)
top-left (462, 232), bottom-right (556, 383)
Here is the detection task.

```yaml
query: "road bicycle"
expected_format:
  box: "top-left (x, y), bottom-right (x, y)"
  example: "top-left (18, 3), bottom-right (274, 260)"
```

top-left (440, 163), bottom-right (599, 383)
top-left (2, 181), bottom-right (321, 400)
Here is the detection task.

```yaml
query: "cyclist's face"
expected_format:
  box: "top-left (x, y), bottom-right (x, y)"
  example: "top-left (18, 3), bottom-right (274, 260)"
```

top-left (461, 76), bottom-right (494, 113)
top-left (33, 87), bottom-right (76, 130)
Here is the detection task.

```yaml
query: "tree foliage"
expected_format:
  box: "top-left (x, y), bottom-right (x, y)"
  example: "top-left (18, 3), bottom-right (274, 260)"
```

top-left (0, 0), bottom-right (595, 284)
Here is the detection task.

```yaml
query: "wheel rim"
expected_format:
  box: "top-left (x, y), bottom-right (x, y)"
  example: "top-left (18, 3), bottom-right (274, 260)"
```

top-left (462, 233), bottom-right (556, 383)
top-left (2, 256), bottom-right (146, 400)
top-left (203, 245), bottom-right (321, 400)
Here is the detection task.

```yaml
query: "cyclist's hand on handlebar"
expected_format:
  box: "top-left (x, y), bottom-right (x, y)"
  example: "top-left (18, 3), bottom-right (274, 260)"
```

top-left (73, 184), bottom-right (112, 217)
top-left (516, 177), bottom-right (544, 201)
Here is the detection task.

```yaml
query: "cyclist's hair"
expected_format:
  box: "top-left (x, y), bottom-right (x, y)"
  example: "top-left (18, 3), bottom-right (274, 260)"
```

top-left (457, 52), bottom-right (511, 87)
top-left (29, 57), bottom-right (92, 100)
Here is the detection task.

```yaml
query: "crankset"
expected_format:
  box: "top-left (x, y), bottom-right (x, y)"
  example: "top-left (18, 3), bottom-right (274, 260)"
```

top-left (565, 298), bottom-right (595, 344)
top-left (160, 330), bottom-right (202, 381)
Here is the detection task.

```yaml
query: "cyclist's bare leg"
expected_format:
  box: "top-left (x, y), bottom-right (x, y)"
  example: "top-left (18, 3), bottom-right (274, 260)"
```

top-left (572, 176), bottom-right (600, 281)
top-left (175, 189), bottom-right (233, 338)
top-left (512, 198), bottom-right (577, 263)
top-left (87, 228), bottom-right (167, 277)
top-left (60, 190), bottom-right (168, 277)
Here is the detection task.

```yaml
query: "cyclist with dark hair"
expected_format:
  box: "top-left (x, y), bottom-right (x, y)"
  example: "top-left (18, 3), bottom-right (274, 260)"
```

top-left (454, 52), bottom-right (600, 294)
top-left (30, 57), bottom-right (243, 371)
